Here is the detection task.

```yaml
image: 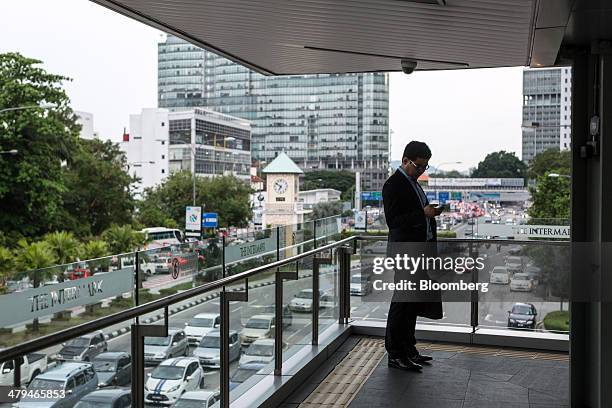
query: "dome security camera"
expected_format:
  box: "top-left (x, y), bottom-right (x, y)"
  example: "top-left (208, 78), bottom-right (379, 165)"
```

top-left (401, 59), bottom-right (418, 74)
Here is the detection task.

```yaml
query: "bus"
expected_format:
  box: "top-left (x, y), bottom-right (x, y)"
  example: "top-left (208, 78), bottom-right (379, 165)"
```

top-left (141, 227), bottom-right (185, 248)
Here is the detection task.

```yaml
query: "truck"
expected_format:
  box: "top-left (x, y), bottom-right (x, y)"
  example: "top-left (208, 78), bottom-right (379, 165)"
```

top-left (0, 353), bottom-right (48, 386)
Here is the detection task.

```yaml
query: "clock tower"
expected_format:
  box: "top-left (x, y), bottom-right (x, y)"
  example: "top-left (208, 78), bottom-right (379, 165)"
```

top-left (262, 152), bottom-right (308, 239)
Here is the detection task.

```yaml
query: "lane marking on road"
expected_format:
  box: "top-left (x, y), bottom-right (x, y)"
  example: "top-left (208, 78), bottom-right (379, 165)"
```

top-left (286, 322), bottom-right (312, 341)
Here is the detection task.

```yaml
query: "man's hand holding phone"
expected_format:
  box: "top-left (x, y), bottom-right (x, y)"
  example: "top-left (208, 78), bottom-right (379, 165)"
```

top-left (424, 203), bottom-right (444, 218)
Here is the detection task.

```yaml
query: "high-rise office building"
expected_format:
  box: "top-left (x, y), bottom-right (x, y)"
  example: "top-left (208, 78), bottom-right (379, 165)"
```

top-left (122, 107), bottom-right (251, 195)
top-left (522, 67), bottom-right (572, 163)
top-left (158, 35), bottom-right (389, 191)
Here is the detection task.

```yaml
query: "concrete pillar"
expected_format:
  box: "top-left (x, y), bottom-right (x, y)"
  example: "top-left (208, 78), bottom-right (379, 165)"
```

top-left (570, 46), bottom-right (612, 408)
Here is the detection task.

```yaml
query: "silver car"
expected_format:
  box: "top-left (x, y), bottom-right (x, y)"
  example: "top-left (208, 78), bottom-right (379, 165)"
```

top-left (193, 330), bottom-right (240, 368)
top-left (144, 328), bottom-right (188, 365)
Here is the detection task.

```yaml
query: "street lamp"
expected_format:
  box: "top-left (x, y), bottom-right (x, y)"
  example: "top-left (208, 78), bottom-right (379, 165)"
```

top-left (548, 172), bottom-right (571, 179)
top-left (0, 103), bottom-right (56, 115)
top-left (127, 160), bottom-right (155, 168)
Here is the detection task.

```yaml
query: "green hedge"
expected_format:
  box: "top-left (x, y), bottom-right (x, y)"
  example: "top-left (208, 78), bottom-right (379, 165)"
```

top-left (543, 310), bottom-right (569, 332)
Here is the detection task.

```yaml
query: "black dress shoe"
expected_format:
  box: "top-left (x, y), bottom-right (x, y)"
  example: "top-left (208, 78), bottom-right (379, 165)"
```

top-left (388, 356), bottom-right (422, 371)
top-left (411, 353), bottom-right (433, 364)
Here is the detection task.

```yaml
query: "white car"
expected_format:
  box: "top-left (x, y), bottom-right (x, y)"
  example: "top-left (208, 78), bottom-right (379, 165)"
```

top-left (289, 289), bottom-right (326, 312)
top-left (193, 330), bottom-right (240, 369)
top-left (239, 314), bottom-right (275, 347)
top-left (505, 256), bottom-right (524, 274)
top-left (489, 266), bottom-right (510, 284)
top-left (144, 357), bottom-right (203, 406)
top-left (175, 390), bottom-right (220, 408)
top-left (238, 338), bottom-right (286, 366)
top-left (350, 274), bottom-right (372, 296)
top-left (184, 313), bottom-right (221, 345)
top-left (510, 273), bottom-right (534, 292)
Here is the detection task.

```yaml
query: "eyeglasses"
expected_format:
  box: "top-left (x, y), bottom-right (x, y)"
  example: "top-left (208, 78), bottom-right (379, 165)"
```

top-left (408, 160), bottom-right (430, 171)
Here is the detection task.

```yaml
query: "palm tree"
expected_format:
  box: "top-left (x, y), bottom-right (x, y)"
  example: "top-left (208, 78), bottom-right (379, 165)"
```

top-left (101, 225), bottom-right (145, 254)
top-left (79, 240), bottom-right (110, 273)
top-left (44, 231), bottom-right (80, 281)
top-left (14, 240), bottom-right (57, 332)
top-left (44, 231), bottom-right (79, 263)
top-left (0, 247), bottom-right (15, 294)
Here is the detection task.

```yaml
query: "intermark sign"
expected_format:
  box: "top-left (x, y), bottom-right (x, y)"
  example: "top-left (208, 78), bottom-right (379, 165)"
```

top-left (0, 268), bottom-right (133, 327)
top-left (512, 225), bottom-right (571, 239)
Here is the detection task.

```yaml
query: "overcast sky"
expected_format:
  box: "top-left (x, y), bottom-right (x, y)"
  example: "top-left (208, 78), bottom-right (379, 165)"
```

top-left (2, 0), bottom-right (524, 172)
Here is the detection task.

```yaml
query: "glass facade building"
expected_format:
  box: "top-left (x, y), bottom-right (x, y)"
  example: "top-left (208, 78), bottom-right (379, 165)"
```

top-left (167, 108), bottom-right (252, 181)
top-left (522, 67), bottom-right (572, 163)
top-left (158, 35), bottom-right (389, 191)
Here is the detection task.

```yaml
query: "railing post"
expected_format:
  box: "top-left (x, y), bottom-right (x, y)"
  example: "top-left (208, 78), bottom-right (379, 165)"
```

top-left (135, 251), bottom-right (140, 325)
top-left (220, 288), bottom-right (247, 408)
top-left (312, 256), bottom-right (332, 345)
top-left (338, 245), bottom-right (352, 324)
top-left (13, 357), bottom-right (21, 387)
top-left (469, 241), bottom-right (479, 333)
top-left (275, 261), bottom-right (298, 375)
top-left (131, 306), bottom-right (168, 408)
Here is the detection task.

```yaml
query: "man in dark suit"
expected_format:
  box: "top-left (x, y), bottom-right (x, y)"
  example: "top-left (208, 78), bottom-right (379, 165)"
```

top-left (382, 141), bottom-right (443, 371)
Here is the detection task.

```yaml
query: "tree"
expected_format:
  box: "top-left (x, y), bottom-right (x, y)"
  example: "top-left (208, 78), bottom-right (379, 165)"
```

top-left (308, 201), bottom-right (343, 220)
top-left (79, 240), bottom-right (109, 260)
top-left (44, 231), bottom-right (79, 265)
top-left (471, 151), bottom-right (527, 179)
top-left (79, 240), bottom-right (110, 273)
top-left (14, 240), bottom-right (57, 331)
top-left (0, 247), bottom-right (15, 293)
top-left (528, 173), bottom-right (570, 220)
top-left (101, 225), bottom-right (145, 254)
top-left (61, 139), bottom-right (137, 237)
top-left (302, 170), bottom-right (355, 195)
top-left (137, 171), bottom-right (252, 228)
top-left (528, 149), bottom-right (571, 179)
top-left (0, 53), bottom-right (81, 239)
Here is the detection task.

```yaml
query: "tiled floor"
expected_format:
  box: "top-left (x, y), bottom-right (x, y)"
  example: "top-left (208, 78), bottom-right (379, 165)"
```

top-left (349, 342), bottom-right (569, 408)
top-left (280, 336), bottom-right (569, 408)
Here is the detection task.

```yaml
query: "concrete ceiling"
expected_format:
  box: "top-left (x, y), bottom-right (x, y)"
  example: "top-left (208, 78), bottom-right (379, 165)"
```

top-left (91, 0), bottom-right (576, 75)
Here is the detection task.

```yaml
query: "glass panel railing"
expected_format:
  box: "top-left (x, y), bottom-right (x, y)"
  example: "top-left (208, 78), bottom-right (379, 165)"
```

top-left (0, 253), bottom-right (135, 350)
top-left (3, 314), bottom-right (136, 406)
top-left (477, 240), bottom-right (570, 334)
top-left (457, 216), bottom-right (570, 240)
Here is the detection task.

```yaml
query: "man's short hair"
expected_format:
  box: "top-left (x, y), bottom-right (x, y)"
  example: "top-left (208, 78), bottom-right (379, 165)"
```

top-left (402, 141), bottom-right (432, 161)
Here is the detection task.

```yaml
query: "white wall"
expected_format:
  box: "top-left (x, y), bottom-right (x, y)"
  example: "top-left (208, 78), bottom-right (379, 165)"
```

top-left (123, 108), bottom-right (169, 195)
top-left (560, 67), bottom-right (572, 151)
top-left (75, 111), bottom-right (95, 140)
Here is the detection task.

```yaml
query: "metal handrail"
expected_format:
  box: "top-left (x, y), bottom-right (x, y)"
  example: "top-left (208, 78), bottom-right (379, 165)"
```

top-left (358, 235), bottom-right (569, 245)
top-left (0, 236), bottom-right (355, 364)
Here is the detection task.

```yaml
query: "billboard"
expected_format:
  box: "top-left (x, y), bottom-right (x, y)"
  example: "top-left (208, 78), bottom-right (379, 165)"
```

top-left (354, 211), bottom-right (366, 229)
top-left (185, 206), bottom-right (202, 233)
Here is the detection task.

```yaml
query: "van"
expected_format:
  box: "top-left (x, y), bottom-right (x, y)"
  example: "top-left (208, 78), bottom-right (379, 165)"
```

top-left (18, 362), bottom-right (98, 408)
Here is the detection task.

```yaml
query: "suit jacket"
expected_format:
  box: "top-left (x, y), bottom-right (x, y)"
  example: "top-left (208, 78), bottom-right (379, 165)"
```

top-left (383, 169), bottom-right (437, 243)
top-left (382, 169), bottom-right (443, 319)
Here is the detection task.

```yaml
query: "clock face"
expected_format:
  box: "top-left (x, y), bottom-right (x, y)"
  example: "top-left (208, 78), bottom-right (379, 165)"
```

top-left (273, 178), bottom-right (288, 194)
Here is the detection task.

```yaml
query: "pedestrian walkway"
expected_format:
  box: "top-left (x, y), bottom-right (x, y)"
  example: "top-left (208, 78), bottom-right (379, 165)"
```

top-left (280, 336), bottom-right (569, 408)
